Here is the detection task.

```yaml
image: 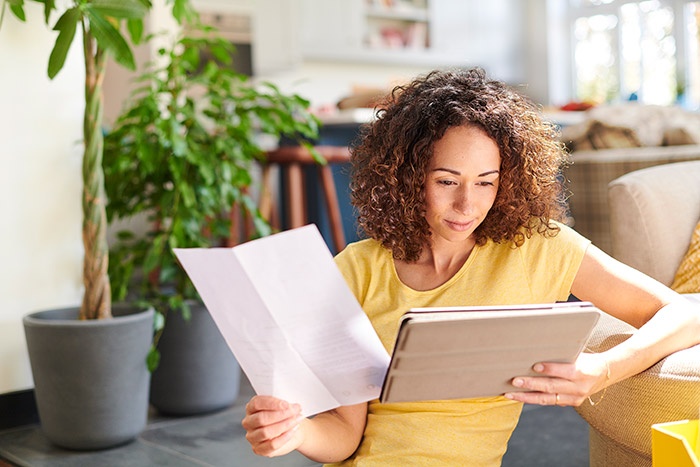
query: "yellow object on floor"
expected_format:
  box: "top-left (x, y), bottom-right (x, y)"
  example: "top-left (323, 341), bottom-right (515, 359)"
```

top-left (652, 419), bottom-right (700, 467)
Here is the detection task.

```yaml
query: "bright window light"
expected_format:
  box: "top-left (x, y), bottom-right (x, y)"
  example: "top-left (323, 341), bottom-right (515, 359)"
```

top-left (569, 0), bottom-right (700, 109)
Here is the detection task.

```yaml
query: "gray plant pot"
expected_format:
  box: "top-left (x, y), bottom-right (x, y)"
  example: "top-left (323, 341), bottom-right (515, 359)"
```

top-left (23, 304), bottom-right (154, 450)
top-left (149, 302), bottom-right (240, 415)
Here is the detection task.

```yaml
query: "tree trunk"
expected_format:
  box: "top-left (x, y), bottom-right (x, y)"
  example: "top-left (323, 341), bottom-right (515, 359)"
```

top-left (80, 27), bottom-right (111, 320)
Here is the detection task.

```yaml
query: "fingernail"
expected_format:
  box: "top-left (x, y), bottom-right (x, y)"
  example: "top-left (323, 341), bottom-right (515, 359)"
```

top-left (512, 378), bottom-right (523, 387)
top-left (504, 393), bottom-right (514, 399)
top-left (533, 363), bottom-right (544, 372)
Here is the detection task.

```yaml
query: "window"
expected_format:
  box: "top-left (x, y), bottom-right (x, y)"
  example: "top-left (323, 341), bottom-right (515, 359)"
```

top-left (568, 0), bottom-right (700, 109)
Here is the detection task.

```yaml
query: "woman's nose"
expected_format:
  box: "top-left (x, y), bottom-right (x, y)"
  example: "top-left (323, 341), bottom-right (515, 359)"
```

top-left (453, 187), bottom-right (472, 213)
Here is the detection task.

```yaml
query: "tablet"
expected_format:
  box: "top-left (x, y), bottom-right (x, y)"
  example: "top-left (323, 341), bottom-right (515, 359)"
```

top-left (379, 301), bottom-right (601, 403)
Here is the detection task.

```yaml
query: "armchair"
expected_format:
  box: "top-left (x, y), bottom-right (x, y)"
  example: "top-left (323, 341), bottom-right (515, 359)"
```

top-left (575, 161), bottom-right (700, 466)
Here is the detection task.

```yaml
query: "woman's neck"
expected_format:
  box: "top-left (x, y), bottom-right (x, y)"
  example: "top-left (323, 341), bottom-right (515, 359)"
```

top-left (394, 237), bottom-right (476, 291)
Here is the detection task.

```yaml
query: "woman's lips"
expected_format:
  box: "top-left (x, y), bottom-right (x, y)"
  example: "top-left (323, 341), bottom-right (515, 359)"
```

top-left (445, 219), bottom-right (474, 232)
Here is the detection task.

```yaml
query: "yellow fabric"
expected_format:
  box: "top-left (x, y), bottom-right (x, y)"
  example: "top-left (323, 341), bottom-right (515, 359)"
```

top-left (328, 221), bottom-right (590, 467)
top-left (671, 220), bottom-right (700, 293)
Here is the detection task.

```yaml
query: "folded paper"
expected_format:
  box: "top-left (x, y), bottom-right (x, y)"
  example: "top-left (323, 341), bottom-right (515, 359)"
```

top-left (174, 225), bottom-right (390, 416)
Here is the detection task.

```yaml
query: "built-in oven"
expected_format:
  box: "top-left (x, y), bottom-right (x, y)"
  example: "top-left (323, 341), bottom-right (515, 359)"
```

top-left (195, 11), bottom-right (254, 76)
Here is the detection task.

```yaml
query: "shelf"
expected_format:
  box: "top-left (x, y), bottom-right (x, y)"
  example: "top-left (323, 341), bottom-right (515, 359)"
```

top-left (300, 0), bottom-right (477, 69)
top-left (304, 47), bottom-right (470, 68)
top-left (363, 1), bottom-right (430, 52)
top-left (365, 6), bottom-right (429, 22)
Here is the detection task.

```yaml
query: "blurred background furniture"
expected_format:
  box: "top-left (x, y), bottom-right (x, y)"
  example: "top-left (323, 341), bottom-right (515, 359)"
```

top-left (563, 144), bottom-right (700, 253)
top-left (575, 161), bottom-right (700, 466)
top-left (561, 104), bottom-right (700, 254)
top-left (259, 145), bottom-right (351, 254)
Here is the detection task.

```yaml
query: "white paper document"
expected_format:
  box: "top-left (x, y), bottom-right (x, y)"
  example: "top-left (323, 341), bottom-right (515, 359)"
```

top-left (173, 225), bottom-right (390, 416)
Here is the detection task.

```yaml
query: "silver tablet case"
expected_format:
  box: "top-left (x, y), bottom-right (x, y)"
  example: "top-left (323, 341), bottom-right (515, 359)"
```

top-left (379, 302), bottom-right (601, 403)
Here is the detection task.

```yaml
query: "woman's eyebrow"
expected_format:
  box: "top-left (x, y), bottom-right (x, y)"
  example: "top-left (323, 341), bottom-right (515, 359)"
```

top-left (431, 167), bottom-right (461, 175)
top-left (430, 168), bottom-right (500, 177)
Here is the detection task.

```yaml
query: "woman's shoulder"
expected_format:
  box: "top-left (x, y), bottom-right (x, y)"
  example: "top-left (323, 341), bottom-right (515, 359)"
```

top-left (485, 219), bottom-right (589, 251)
top-left (334, 238), bottom-right (392, 295)
top-left (512, 219), bottom-right (591, 257)
top-left (336, 237), bottom-right (388, 263)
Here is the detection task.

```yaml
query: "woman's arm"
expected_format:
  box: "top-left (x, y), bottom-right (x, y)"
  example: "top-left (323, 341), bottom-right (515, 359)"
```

top-left (242, 395), bottom-right (367, 463)
top-left (506, 244), bottom-right (700, 406)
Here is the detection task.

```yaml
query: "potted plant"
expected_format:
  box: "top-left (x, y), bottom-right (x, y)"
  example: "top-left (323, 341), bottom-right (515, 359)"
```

top-left (3, 0), bottom-right (192, 450)
top-left (103, 23), bottom-right (320, 415)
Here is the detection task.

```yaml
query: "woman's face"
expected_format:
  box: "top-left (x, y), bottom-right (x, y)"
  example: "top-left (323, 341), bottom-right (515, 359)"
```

top-left (424, 125), bottom-right (501, 246)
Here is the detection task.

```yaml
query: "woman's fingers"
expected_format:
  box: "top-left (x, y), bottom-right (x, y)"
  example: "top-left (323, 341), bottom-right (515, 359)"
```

top-left (242, 396), bottom-right (304, 457)
top-left (504, 356), bottom-right (605, 406)
top-left (505, 386), bottom-right (578, 406)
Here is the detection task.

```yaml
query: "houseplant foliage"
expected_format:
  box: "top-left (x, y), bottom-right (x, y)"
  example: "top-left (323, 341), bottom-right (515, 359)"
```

top-left (103, 24), bottom-right (320, 370)
top-left (2, 0), bottom-right (193, 320)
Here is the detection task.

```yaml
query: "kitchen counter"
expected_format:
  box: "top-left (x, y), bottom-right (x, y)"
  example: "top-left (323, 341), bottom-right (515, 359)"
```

top-left (317, 107), bottom-right (586, 128)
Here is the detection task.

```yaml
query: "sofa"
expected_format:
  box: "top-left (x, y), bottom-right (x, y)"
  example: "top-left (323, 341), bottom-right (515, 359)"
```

top-left (574, 161), bottom-right (700, 466)
top-left (560, 103), bottom-right (700, 254)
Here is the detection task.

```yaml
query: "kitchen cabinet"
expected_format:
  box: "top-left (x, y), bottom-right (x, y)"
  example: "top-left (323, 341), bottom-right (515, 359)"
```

top-left (299, 0), bottom-right (479, 67)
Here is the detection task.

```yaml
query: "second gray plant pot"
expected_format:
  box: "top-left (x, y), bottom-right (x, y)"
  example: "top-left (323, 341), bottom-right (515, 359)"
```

top-left (149, 302), bottom-right (240, 415)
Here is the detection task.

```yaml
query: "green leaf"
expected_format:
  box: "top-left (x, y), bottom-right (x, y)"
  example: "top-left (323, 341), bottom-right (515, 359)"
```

top-left (179, 183), bottom-right (196, 208)
top-left (180, 299), bottom-right (192, 321)
top-left (47, 7), bottom-right (80, 79)
top-left (84, 6), bottom-right (136, 70)
top-left (153, 311), bottom-right (165, 332)
top-left (7, 0), bottom-right (26, 22)
top-left (143, 234), bottom-right (165, 273)
top-left (116, 230), bottom-right (136, 240)
top-left (126, 18), bottom-right (144, 44)
top-left (90, 0), bottom-right (148, 19)
top-left (146, 345), bottom-right (160, 372)
top-left (170, 0), bottom-right (195, 23)
top-left (209, 42), bottom-right (233, 65)
top-left (180, 44), bottom-right (200, 71)
top-left (35, 0), bottom-right (56, 24)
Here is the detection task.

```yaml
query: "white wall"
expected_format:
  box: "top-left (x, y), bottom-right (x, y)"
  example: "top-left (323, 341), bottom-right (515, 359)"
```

top-left (0, 3), bottom-right (85, 393)
top-left (256, 60), bottom-right (437, 111)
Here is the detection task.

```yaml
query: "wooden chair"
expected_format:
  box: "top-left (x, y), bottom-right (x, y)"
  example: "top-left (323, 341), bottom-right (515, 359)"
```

top-left (258, 145), bottom-right (351, 253)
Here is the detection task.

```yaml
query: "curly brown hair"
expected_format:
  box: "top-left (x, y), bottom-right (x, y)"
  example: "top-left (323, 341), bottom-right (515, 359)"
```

top-left (350, 67), bottom-right (570, 262)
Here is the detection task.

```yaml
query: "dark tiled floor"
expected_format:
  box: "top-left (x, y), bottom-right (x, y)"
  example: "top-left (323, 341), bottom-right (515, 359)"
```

top-left (0, 373), bottom-right (589, 466)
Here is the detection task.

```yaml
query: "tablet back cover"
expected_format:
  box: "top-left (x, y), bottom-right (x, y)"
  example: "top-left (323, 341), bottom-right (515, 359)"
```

top-left (379, 302), bottom-right (600, 403)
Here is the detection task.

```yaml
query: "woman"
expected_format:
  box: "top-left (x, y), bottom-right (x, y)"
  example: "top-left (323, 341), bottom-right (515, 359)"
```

top-left (242, 68), bottom-right (700, 466)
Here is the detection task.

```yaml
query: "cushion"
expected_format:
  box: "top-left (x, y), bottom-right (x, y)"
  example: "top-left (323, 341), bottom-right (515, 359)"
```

top-left (671, 220), bottom-right (700, 293)
top-left (560, 104), bottom-right (700, 152)
top-left (587, 121), bottom-right (641, 149)
top-left (663, 127), bottom-right (700, 146)
top-left (606, 161), bottom-right (700, 283)
top-left (562, 119), bottom-right (641, 152)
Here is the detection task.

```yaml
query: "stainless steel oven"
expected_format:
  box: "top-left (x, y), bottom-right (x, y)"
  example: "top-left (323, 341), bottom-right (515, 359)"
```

top-left (196, 11), bottom-right (254, 76)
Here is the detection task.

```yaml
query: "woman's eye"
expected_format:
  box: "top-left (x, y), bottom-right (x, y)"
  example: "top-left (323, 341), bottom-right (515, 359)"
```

top-left (478, 181), bottom-right (494, 187)
top-left (438, 179), bottom-right (457, 186)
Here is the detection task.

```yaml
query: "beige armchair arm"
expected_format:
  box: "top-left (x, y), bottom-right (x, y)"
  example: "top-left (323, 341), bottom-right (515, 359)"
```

top-left (575, 294), bottom-right (700, 467)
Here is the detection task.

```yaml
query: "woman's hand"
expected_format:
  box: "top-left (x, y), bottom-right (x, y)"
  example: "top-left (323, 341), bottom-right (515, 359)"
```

top-left (242, 395), bottom-right (305, 457)
top-left (504, 352), bottom-right (610, 407)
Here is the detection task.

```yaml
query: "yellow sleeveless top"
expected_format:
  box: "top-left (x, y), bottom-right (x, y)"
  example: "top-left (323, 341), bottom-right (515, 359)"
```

top-left (329, 222), bottom-right (589, 466)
